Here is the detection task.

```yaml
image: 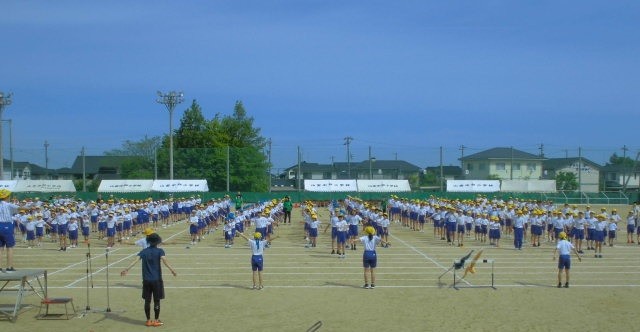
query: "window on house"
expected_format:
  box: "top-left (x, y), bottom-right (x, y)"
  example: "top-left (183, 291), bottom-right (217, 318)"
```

top-left (526, 163), bottom-right (536, 171)
top-left (496, 163), bottom-right (506, 171)
top-left (467, 164), bottom-right (474, 171)
top-left (323, 172), bottom-right (331, 179)
top-left (512, 163), bottom-right (521, 170)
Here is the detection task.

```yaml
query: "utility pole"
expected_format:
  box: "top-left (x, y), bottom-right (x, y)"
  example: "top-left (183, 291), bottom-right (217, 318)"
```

top-left (578, 147), bottom-right (582, 193)
top-left (0, 92), bottom-right (12, 180)
top-left (297, 146), bottom-right (302, 191)
top-left (538, 143), bottom-right (544, 157)
top-left (344, 137), bottom-right (353, 179)
top-left (44, 141), bottom-right (50, 179)
top-left (439, 146), bottom-right (444, 191)
top-left (82, 147), bottom-right (86, 192)
top-left (156, 91), bottom-right (184, 180)
top-left (459, 145), bottom-right (466, 169)
top-left (267, 138), bottom-right (272, 192)
top-left (622, 145), bottom-right (629, 188)
top-left (226, 145), bottom-right (230, 192)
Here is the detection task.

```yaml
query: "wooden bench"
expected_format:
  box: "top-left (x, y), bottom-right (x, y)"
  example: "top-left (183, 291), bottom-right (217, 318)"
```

top-left (37, 297), bottom-right (76, 320)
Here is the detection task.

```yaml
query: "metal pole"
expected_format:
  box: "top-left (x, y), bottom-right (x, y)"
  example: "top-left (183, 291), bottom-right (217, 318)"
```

top-left (578, 147), bottom-right (582, 193)
top-left (440, 146), bottom-right (444, 191)
top-left (156, 91), bottom-right (184, 180)
top-left (268, 139), bottom-right (272, 193)
top-left (44, 140), bottom-right (50, 179)
top-left (8, 120), bottom-right (12, 179)
top-left (226, 145), bottom-right (230, 192)
top-left (82, 147), bottom-right (86, 192)
top-left (510, 146), bottom-right (514, 180)
top-left (154, 148), bottom-right (158, 180)
top-left (0, 92), bottom-right (12, 180)
top-left (297, 146), bottom-right (302, 191)
top-left (369, 146), bottom-right (372, 179)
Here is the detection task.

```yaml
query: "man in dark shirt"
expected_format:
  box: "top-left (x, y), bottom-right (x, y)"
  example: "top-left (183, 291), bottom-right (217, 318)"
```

top-left (121, 233), bottom-right (177, 327)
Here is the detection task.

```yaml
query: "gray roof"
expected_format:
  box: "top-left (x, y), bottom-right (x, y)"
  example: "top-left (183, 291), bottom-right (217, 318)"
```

top-left (70, 155), bottom-right (145, 174)
top-left (543, 157), bottom-right (601, 171)
top-left (282, 160), bottom-right (421, 174)
top-left (425, 166), bottom-right (462, 176)
top-left (461, 147), bottom-right (544, 161)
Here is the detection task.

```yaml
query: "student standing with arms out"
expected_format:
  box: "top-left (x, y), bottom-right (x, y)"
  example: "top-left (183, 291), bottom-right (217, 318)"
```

top-left (553, 231), bottom-right (581, 288)
top-left (0, 189), bottom-right (18, 272)
top-left (359, 226), bottom-right (386, 289)
top-left (121, 233), bottom-right (177, 327)
top-left (237, 231), bottom-right (270, 289)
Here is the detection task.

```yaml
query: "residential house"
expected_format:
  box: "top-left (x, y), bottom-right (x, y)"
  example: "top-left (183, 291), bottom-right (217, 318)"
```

top-left (460, 147), bottom-right (546, 180)
top-left (280, 160), bottom-right (422, 188)
top-left (542, 157), bottom-right (601, 192)
top-left (600, 163), bottom-right (640, 191)
top-left (69, 155), bottom-right (145, 180)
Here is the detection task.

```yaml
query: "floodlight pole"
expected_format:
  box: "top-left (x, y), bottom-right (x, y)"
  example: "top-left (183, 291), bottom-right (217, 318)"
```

top-left (156, 91), bottom-right (184, 180)
top-left (0, 92), bottom-right (12, 180)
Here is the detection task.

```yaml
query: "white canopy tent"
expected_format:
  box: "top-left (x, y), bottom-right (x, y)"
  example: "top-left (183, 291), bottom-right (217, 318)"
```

top-left (13, 180), bottom-right (76, 192)
top-left (151, 180), bottom-right (209, 192)
top-left (304, 180), bottom-right (358, 192)
top-left (356, 180), bottom-right (411, 192)
top-left (98, 180), bottom-right (154, 193)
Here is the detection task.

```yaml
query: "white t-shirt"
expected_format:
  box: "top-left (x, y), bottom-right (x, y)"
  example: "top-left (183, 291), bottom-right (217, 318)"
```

top-left (359, 235), bottom-right (381, 251)
top-left (556, 239), bottom-right (574, 255)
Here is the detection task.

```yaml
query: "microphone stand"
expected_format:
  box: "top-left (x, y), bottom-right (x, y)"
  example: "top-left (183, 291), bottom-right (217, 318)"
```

top-left (105, 248), bottom-right (111, 312)
top-left (84, 241), bottom-right (94, 312)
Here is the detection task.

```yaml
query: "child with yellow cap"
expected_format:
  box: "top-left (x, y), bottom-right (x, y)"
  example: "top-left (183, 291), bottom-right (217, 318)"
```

top-left (553, 231), bottom-right (582, 288)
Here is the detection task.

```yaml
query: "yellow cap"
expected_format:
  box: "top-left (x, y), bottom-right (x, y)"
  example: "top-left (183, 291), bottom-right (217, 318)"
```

top-left (559, 231), bottom-right (567, 240)
top-left (144, 228), bottom-right (155, 236)
top-left (254, 232), bottom-right (262, 239)
top-left (364, 226), bottom-right (376, 235)
top-left (0, 189), bottom-right (11, 199)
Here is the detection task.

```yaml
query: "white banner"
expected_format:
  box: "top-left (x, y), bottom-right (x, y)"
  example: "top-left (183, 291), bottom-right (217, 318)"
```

top-left (357, 180), bottom-right (411, 192)
top-left (0, 181), bottom-right (17, 191)
top-left (500, 180), bottom-right (557, 193)
top-left (14, 180), bottom-right (76, 192)
top-left (304, 180), bottom-right (358, 192)
top-left (447, 180), bottom-right (500, 192)
top-left (98, 180), bottom-right (154, 193)
top-left (152, 180), bottom-right (209, 192)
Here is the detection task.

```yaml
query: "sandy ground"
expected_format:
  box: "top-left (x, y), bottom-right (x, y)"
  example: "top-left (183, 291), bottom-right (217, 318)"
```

top-left (0, 204), bottom-right (638, 332)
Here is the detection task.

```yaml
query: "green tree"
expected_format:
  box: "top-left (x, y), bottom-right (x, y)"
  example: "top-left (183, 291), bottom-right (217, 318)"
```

top-left (157, 99), bottom-right (269, 191)
top-left (608, 153), bottom-right (635, 167)
top-left (219, 101), bottom-right (269, 191)
top-left (104, 135), bottom-right (161, 179)
top-left (556, 171), bottom-right (578, 191)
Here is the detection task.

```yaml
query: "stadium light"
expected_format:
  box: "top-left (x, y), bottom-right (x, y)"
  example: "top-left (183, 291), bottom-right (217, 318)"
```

top-left (156, 91), bottom-right (184, 180)
top-left (0, 92), bottom-right (12, 180)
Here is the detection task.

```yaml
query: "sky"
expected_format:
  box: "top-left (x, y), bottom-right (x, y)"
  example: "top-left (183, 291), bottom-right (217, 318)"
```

top-left (2, 1), bottom-right (639, 174)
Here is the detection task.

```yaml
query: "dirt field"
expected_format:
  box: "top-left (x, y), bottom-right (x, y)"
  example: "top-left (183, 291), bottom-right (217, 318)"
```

top-left (1, 205), bottom-right (638, 332)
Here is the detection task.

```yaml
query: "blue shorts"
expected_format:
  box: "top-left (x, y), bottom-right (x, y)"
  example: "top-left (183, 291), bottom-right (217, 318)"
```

top-left (58, 224), bottom-right (68, 236)
top-left (189, 224), bottom-right (198, 235)
top-left (106, 227), bottom-right (116, 237)
top-left (558, 255), bottom-right (571, 270)
top-left (362, 250), bottom-right (377, 268)
top-left (573, 229), bottom-right (584, 240)
top-left (336, 231), bottom-right (347, 244)
top-left (308, 228), bottom-right (318, 237)
top-left (251, 255), bottom-right (264, 271)
top-left (348, 225), bottom-right (358, 237)
top-left (331, 227), bottom-right (337, 239)
top-left (0, 223), bottom-right (16, 247)
top-left (628, 224), bottom-right (636, 233)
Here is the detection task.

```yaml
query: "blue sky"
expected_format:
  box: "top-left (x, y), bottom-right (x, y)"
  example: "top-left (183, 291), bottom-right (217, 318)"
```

top-left (2, 1), bottom-right (639, 173)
